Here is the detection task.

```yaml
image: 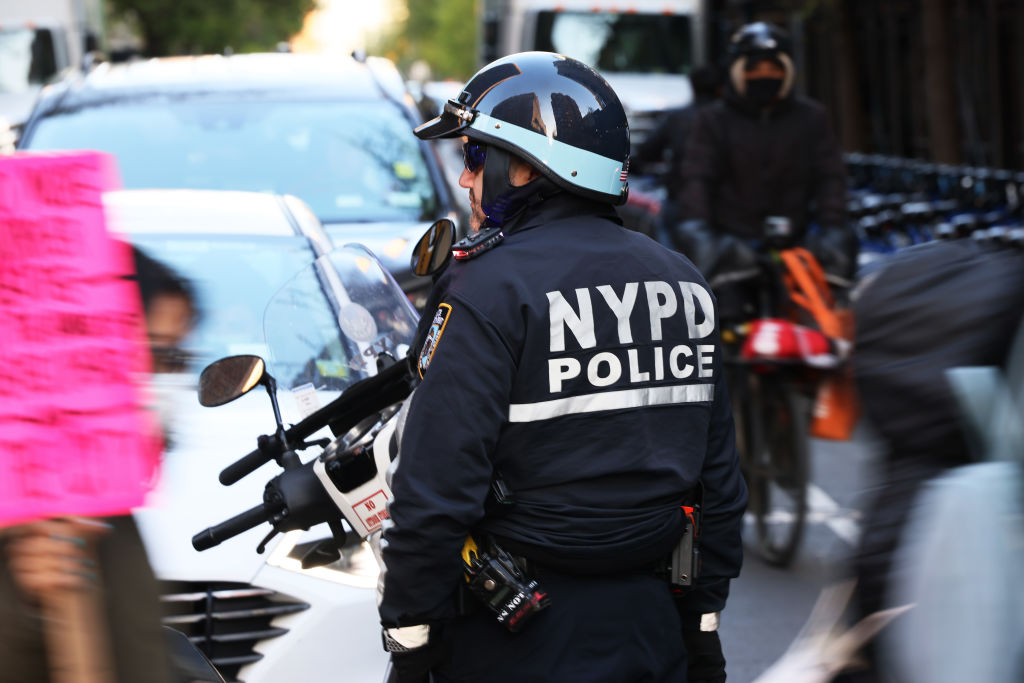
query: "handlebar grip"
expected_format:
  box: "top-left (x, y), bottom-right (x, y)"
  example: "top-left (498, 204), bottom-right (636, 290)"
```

top-left (219, 445), bottom-right (272, 486)
top-left (192, 503), bottom-right (269, 551)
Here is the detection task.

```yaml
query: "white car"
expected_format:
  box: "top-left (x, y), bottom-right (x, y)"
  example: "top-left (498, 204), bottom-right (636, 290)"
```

top-left (105, 189), bottom-right (394, 683)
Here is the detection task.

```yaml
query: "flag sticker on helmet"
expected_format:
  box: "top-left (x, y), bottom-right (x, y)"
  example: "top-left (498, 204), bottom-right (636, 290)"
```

top-left (619, 160), bottom-right (630, 182)
top-left (418, 303), bottom-right (452, 379)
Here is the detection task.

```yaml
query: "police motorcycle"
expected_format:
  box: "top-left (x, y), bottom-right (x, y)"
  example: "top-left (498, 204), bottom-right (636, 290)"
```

top-left (187, 220), bottom-right (555, 644)
top-left (188, 221), bottom-right (455, 563)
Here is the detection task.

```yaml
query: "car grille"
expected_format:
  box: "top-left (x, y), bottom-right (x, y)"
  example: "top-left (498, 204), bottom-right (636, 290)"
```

top-left (160, 581), bottom-right (310, 683)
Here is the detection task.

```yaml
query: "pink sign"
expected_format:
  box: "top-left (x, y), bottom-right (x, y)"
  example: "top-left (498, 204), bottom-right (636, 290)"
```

top-left (0, 151), bottom-right (162, 527)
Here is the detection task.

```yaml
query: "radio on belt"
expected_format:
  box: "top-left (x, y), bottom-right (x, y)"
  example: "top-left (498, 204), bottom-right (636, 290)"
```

top-left (452, 226), bottom-right (504, 261)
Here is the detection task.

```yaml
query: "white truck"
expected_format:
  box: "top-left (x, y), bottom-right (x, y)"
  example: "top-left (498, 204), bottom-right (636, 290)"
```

top-left (479, 0), bottom-right (708, 148)
top-left (0, 0), bottom-right (103, 130)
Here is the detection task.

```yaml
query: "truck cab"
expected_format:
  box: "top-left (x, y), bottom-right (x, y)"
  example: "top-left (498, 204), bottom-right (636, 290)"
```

top-left (480, 0), bottom-right (707, 150)
top-left (0, 0), bottom-right (103, 129)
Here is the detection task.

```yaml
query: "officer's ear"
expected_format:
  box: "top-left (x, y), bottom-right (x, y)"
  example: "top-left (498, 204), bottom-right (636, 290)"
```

top-left (509, 155), bottom-right (540, 187)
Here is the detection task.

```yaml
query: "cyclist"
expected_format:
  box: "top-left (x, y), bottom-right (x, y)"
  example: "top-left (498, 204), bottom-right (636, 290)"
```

top-left (675, 22), bottom-right (856, 319)
top-left (836, 236), bottom-right (1024, 682)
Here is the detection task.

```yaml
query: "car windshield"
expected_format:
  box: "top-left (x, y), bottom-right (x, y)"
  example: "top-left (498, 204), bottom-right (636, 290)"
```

top-left (534, 11), bottom-right (692, 74)
top-left (28, 98), bottom-right (439, 223)
top-left (263, 249), bottom-right (419, 402)
top-left (129, 233), bottom-right (319, 372)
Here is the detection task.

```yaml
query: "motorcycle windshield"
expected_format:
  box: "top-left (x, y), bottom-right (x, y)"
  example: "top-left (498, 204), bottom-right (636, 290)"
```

top-left (262, 245), bottom-right (419, 422)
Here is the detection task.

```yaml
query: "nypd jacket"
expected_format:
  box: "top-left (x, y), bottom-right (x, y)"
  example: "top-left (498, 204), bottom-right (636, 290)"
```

top-left (379, 193), bottom-right (748, 628)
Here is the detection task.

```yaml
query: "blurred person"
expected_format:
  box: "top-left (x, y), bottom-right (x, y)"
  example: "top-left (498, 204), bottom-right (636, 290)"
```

top-left (633, 64), bottom-right (724, 226)
top-left (377, 52), bottom-right (747, 683)
top-left (132, 246), bottom-right (200, 447)
top-left (675, 22), bottom-right (856, 316)
top-left (834, 237), bottom-right (1024, 682)
top-left (0, 246), bottom-right (198, 683)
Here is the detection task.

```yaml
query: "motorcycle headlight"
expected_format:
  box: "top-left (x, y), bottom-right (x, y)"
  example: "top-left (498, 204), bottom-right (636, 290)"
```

top-left (266, 526), bottom-right (379, 589)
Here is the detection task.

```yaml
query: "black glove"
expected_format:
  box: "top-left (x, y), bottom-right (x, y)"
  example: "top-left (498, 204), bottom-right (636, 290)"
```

top-left (681, 627), bottom-right (727, 683)
top-left (806, 225), bottom-right (859, 283)
top-left (385, 649), bottom-right (438, 683)
top-left (382, 626), bottom-right (449, 683)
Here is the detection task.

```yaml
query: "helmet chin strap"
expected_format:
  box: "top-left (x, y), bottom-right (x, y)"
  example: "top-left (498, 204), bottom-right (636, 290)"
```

top-left (481, 147), bottom-right (561, 229)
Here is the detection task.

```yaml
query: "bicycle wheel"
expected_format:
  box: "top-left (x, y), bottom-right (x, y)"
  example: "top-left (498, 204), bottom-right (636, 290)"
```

top-left (737, 370), bottom-right (809, 567)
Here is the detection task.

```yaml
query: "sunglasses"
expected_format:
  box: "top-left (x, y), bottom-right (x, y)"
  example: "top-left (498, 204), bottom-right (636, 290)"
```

top-left (462, 141), bottom-right (486, 173)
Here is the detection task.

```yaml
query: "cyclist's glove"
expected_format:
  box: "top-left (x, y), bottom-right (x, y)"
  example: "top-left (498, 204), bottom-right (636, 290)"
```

top-left (807, 225), bottom-right (859, 283)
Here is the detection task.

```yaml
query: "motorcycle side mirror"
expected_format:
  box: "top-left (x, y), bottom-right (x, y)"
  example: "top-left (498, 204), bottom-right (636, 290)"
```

top-left (198, 355), bottom-right (267, 407)
top-left (411, 218), bottom-right (455, 276)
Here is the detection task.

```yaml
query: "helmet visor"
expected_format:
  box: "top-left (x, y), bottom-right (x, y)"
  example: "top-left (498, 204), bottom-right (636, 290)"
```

top-left (414, 100), bottom-right (475, 140)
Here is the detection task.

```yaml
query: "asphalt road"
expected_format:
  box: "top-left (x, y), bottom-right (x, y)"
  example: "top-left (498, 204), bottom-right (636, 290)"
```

top-left (720, 423), bottom-right (884, 683)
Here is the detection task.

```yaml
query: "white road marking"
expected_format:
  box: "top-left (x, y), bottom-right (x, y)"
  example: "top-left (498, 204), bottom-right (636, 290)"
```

top-left (807, 483), bottom-right (861, 546)
top-left (743, 484), bottom-right (861, 546)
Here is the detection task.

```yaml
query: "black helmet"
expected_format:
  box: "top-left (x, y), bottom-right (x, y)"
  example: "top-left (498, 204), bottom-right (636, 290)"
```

top-left (727, 22), bottom-right (792, 64)
top-left (415, 51), bottom-right (630, 206)
top-left (725, 22), bottom-right (795, 106)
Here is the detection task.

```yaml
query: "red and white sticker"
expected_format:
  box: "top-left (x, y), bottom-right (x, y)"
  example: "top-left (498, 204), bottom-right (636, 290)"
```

top-left (354, 489), bottom-right (391, 534)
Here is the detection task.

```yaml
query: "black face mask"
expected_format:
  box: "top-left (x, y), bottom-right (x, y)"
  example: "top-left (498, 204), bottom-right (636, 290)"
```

top-left (745, 77), bottom-right (783, 108)
top-left (481, 147), bottom-right (560, 229)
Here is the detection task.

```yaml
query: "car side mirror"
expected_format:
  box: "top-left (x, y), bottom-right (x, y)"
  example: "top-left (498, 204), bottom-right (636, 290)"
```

top-left (411, 218), bottom-right (455, 276)
top-left (198, 355), bottom-right (267, 407)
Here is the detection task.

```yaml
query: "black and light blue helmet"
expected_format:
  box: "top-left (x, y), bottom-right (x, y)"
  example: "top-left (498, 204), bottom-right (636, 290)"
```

top-left (415, 51), bottom-right (630, 205)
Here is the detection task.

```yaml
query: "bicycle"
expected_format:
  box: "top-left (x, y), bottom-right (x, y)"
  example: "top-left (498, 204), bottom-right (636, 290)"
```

top-left (711, 217), bottom-right (850, 567)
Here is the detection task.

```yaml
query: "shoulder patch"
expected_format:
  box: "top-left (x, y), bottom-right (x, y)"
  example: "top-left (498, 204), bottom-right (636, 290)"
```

top-left (418, 303), bottom-right (452, 378)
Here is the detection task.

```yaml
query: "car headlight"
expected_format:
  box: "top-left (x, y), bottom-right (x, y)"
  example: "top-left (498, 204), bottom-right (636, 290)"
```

top-left (266, 527), bottom-right (379, 589)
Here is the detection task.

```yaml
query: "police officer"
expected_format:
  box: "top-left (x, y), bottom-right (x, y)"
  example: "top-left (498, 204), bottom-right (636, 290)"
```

top-left (378, 52), bottom-right (748, 683)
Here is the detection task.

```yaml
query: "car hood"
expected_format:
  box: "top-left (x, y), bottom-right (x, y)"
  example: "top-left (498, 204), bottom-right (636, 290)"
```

top-left (322, 220), bottom-right (435, 291)
top-left (134, 384), bottom-right (315, 584)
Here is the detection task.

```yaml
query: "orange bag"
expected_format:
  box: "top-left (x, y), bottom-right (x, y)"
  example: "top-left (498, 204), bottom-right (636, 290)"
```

top-left (779, 247), bottom-right (860, 440)
top-left (810, 370), bottom-right (860, 440)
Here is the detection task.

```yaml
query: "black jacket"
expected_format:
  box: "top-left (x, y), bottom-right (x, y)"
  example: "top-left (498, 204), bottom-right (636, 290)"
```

top-left (680, 89), bottom-right (847, 240)
top-left (850, 239), bottom-right (1024, 618)
top-left (379, 192), bottom-right (747, 627)
top-left (635, 97), bottom-right (714, 204)
top-left (854, 239), bottom-right (1024, 464)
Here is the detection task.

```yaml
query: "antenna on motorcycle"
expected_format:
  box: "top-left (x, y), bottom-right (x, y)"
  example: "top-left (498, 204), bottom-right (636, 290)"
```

top-left (411, 218), bottom-right (456, 277)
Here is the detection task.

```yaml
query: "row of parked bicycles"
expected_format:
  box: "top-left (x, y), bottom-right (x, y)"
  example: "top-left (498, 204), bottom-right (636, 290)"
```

top-left (847, 154), bottom-right (1024, 269)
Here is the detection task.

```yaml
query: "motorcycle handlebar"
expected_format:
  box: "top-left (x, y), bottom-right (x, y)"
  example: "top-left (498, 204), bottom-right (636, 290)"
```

top-left (192, 503), bottom-right (270, 551)
top-left (219, 434), bottom-right (279, 486)
top-left (217, 360), bottom-right (413, 487)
